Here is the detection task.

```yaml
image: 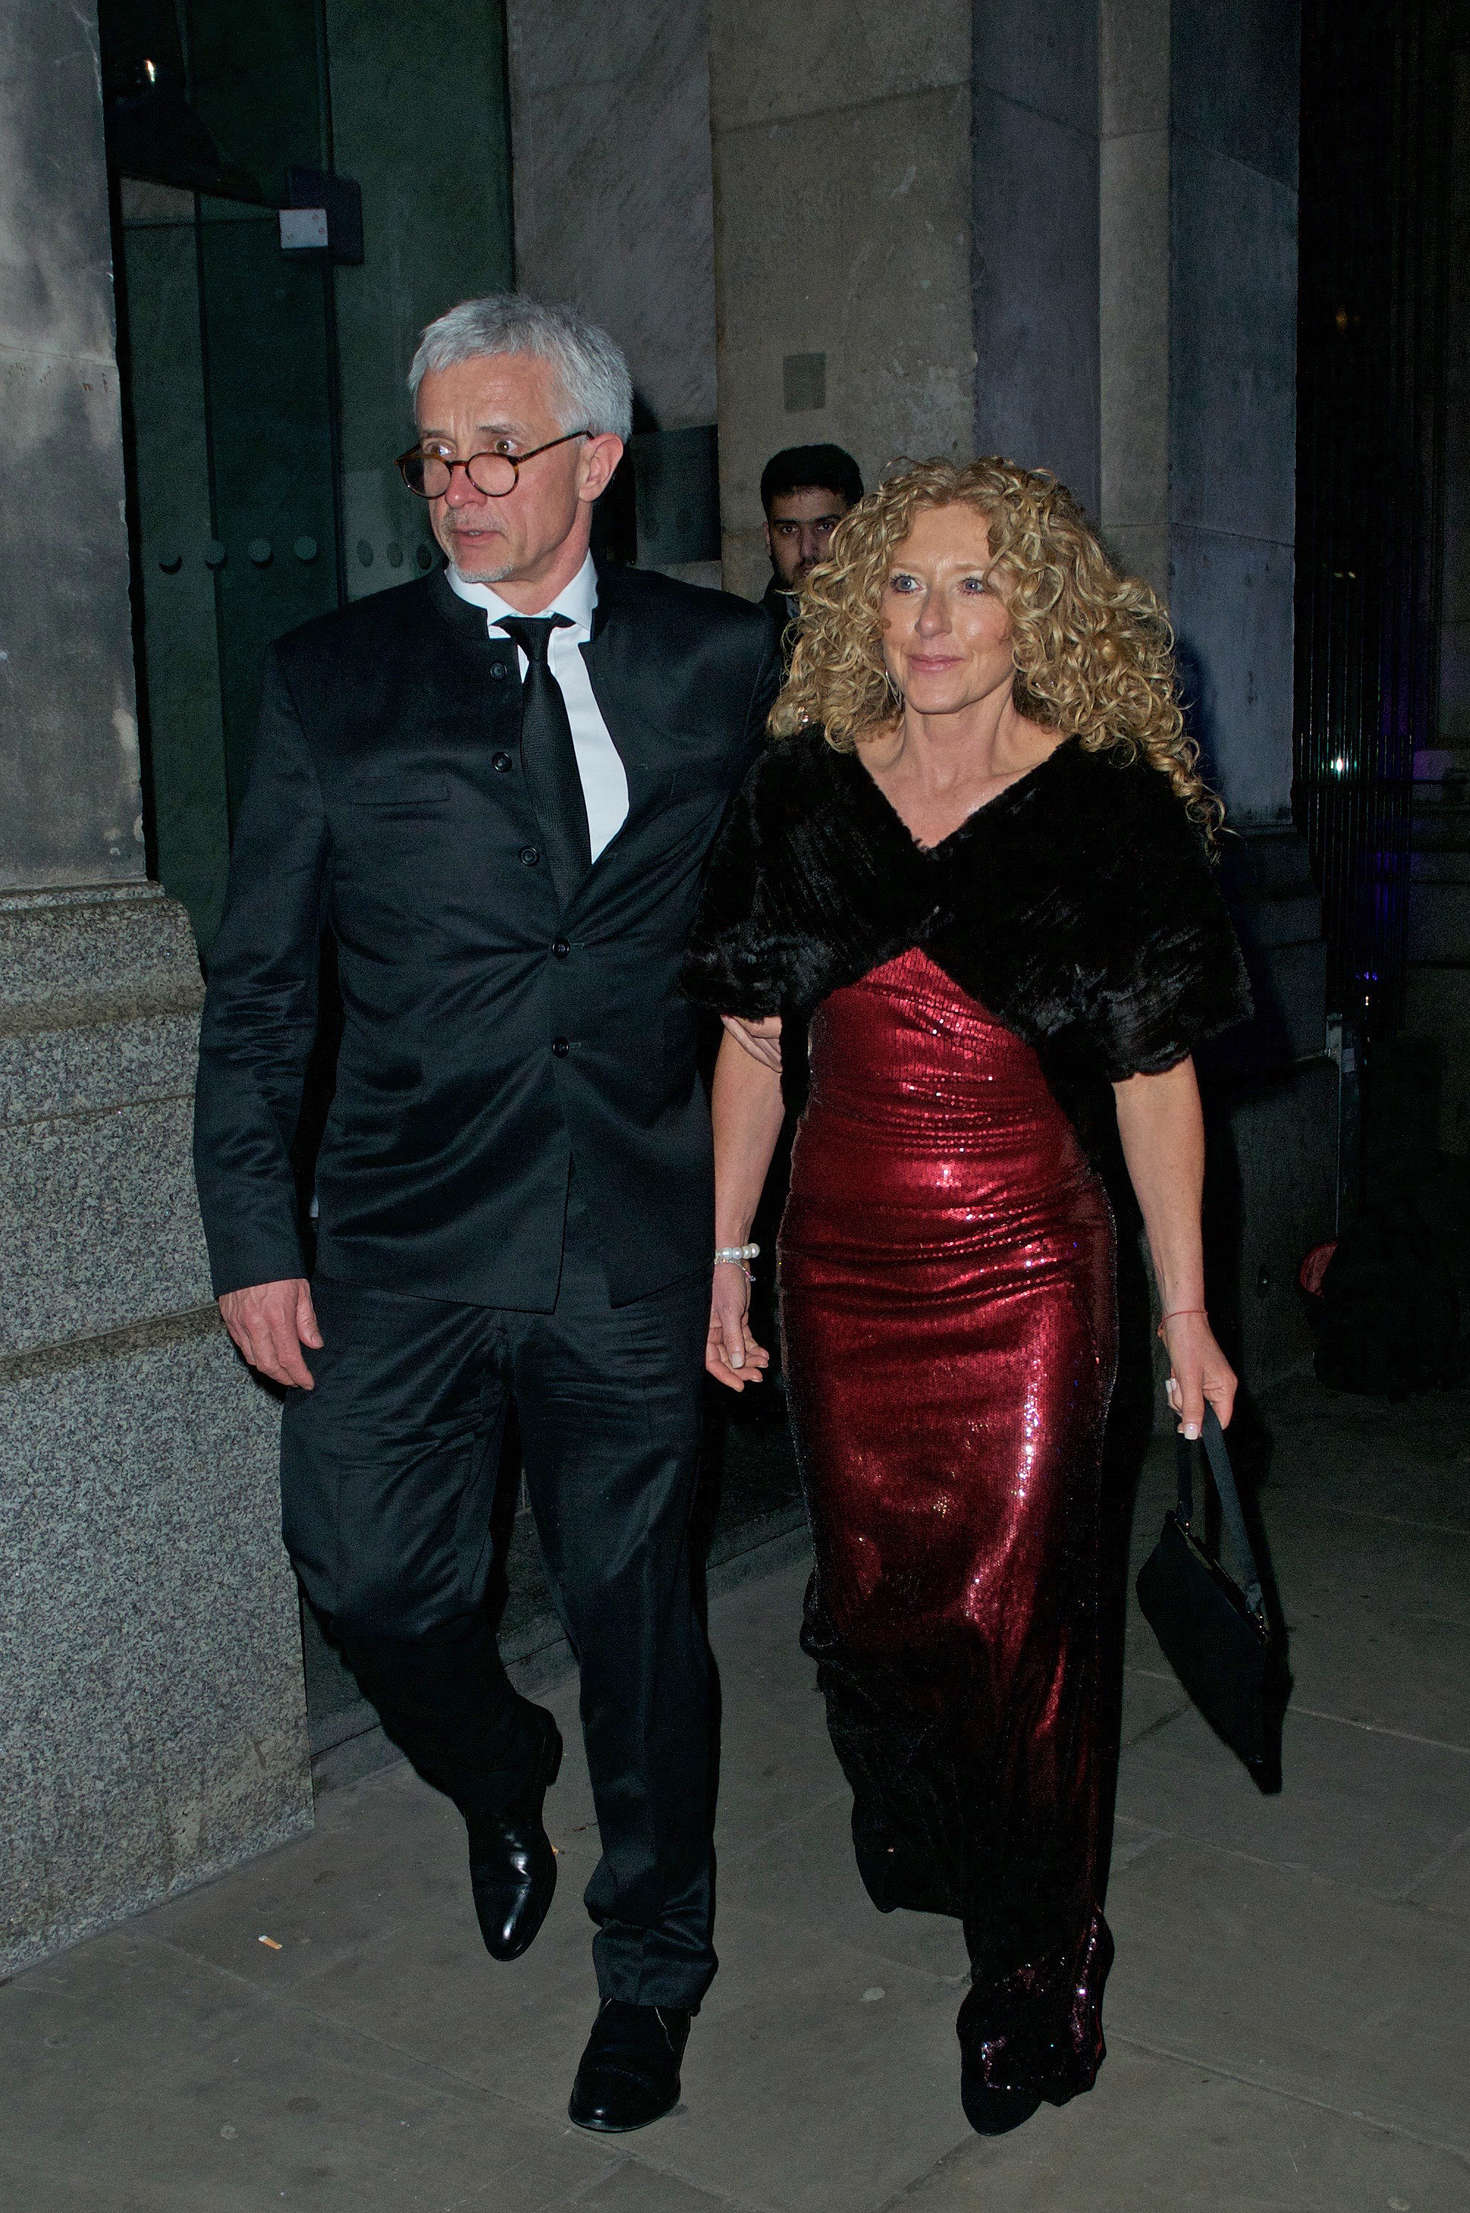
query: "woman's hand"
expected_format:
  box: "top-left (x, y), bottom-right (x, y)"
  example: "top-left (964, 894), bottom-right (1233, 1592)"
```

top-left (708, 1027), bottom-right (785, 1389)
top-left (706, 1260), bottom-right (771, 1391)
top-left (1112, 1059), bottom-right (1236, 1437)
top-left (721, 1012), bottom-right (783, 1071)
top-left (1160, 1308), bottom-right (1237, 1436)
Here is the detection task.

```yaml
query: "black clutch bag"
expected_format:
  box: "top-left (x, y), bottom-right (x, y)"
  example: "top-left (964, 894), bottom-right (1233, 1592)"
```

top-left (1136, 1408), bottom-right (1281, 1790)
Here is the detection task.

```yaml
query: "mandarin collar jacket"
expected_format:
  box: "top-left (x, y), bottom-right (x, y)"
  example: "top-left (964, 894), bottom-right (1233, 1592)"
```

top-left (194, 563), bottom-right (781, 1311)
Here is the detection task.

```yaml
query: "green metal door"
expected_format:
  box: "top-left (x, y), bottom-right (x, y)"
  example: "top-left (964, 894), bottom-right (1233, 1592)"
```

top-left (122, 186), bottom-right (343, 950)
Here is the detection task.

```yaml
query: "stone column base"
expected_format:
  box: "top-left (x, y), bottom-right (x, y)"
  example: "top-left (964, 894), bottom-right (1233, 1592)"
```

top-left (1, 886), bottom-right (310, 1975)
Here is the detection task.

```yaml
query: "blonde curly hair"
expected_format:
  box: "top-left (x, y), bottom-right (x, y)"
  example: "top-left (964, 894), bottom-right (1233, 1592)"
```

top-left (773, 456), bottom-right (1222, 835)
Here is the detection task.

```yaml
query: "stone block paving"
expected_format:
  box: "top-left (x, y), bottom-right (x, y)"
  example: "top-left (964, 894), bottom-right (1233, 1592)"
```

top-left (4, 1376), bottom-right (1468, 2210)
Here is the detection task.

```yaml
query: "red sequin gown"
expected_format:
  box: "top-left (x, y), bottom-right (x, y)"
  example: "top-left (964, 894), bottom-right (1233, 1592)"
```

top-left (780, 945), bottom-right (1118, 2105)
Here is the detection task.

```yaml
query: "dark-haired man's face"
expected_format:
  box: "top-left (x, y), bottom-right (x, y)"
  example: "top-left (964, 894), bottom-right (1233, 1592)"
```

top-left (765, 486), bottom-right (850, 590)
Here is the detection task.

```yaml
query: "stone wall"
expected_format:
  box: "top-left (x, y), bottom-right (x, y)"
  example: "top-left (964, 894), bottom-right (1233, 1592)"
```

top-left (507, 0), bottom-right (717, 435)
top-left (505, 0), bottom-right (723, 586)
top-left (0, 4), bottom-right (309, 1977)
top-left (708, 0), bottom-right (975, 598)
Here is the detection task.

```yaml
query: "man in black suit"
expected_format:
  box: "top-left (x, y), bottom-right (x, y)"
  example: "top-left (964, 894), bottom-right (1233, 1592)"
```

top-left (193, 295), bottom-right (780, 2133)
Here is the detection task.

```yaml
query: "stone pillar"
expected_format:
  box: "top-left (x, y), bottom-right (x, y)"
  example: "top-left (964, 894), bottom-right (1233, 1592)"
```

top-left (1101, 0), bottom-right (1300, 822)
top-left (1406, 46), bottom-right (1470, 1153)
top-left (1101, 0), bottom-right (1334, 1385)
top-left (1098, 0), bottom-right (1170, 592)
top-left (708, 0), bottom-right (975, 598)
top-left (972, 1), bottom-right (1101, 515)
top-left (0, 3), bottom-right (309, 1977)
top-left (0, 16), bottom-right (141, 888)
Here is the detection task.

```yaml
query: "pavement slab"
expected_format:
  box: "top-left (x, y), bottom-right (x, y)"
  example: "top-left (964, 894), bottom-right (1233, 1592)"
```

top-left (0, 1925), bottom-right (621, 2213)
top-left (1114, 1694), bottom-right (1470, 1896)
top-left (1403, 1828), bottom-right (1470, 1918)
top-left (3, 1375), bottom-right (1466, 2209)
top-left (873, 2040), bottom-right (1470, 2213)
top-left (546, 2165), bottom-right (763, 2213)
top-left (1107, 1837), bottom-right (1470, 2153)
top-left (644, 1924), bottom-right (971, 2213)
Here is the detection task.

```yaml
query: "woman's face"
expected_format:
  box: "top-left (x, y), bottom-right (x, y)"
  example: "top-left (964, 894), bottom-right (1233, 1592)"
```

top-left (879, 503), bottom-right (1013, 717)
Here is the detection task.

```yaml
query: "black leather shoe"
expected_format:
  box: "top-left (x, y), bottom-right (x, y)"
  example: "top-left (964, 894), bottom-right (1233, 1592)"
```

top-left (466, 1710), bottom-right (562, 1962)
top-left (567, 1999), bottom-right (691, 2132)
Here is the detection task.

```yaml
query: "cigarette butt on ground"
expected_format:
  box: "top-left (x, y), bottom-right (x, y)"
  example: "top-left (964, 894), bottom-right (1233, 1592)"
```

top-left (257, 1935), bottom-right (283, 1951)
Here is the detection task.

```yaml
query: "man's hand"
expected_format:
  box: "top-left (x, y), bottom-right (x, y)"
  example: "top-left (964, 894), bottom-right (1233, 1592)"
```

top-left (219, 1277), bottom-right (323, 1390)
top-left (721, 1012), bottom-right (783, 1072)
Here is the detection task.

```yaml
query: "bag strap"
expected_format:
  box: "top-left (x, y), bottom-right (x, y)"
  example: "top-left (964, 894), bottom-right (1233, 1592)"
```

top-left (1174, 1407), bottom-right (1266, 1619)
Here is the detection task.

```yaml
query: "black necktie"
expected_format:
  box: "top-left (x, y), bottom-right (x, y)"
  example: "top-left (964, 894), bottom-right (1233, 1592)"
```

top-left (497, 615), bottom-right (591, 899)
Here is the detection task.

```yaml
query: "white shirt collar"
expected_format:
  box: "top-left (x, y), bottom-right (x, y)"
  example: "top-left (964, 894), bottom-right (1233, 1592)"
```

top-left (446, 552), bottom-right (598, 638)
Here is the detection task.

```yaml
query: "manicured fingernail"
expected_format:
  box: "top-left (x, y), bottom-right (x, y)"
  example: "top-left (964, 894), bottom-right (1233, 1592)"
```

top-left (730, 1350), bottom-right (743, 1369)
top-left (1183, 1423), bottom-right (1200, 1440)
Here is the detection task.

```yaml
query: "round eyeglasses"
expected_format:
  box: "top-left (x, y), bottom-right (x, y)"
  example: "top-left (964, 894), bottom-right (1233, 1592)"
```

top-left (394, 427), bottom-right (591, 500)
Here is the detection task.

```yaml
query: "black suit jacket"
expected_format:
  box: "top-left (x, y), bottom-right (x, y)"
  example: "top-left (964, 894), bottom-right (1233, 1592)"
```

top-left (759, 577), bottom-right (799, 672)
top-left (193, 564), bottom-right (780, 1309)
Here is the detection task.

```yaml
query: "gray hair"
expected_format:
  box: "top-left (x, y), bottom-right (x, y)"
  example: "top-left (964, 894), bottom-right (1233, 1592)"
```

top-left (408, 294), bottom-right (633, 441)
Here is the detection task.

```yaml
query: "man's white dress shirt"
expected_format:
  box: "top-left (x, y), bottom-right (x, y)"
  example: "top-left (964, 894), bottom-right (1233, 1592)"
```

top-left (448, 555), bottom-right (629, 861)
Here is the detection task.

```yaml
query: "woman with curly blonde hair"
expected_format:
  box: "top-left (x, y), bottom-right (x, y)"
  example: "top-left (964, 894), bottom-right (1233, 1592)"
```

top-left (780, 456), bottom-right (1220, 831)
top-left (683, 457), bottom-right (1250, 2136)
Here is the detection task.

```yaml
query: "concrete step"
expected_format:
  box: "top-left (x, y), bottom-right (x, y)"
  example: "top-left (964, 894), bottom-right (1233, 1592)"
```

top-left (1411, 800), bottom-right (1470, 849)
top-left (1413, 744), bottom-right (1470, 781)
top-left (1404, 960), bottom-right (1470, 1153)
top-left (1409, 842), bottom-right (1470, 881)
top-left (1407, 881), bottom-right (1470, 960)
top-left (1411, 744), bottom-right (1470, 861)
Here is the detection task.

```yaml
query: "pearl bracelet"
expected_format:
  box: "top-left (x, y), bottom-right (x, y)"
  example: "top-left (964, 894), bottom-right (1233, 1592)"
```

top-left (714, 1243), bottom-right (760, 1265)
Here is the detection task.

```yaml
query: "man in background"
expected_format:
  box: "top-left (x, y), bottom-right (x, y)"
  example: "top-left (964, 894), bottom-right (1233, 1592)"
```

top-left (758, 442), bottom-right (864, 662)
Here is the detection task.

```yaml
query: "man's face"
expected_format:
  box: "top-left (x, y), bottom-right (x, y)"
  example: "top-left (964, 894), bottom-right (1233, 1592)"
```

top-left (413, 353), bottom-right (622, 599)
top-left (764, 486), bottom-right (850, 590)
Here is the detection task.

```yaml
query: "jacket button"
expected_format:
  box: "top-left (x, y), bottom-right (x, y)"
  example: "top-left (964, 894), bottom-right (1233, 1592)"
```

top-left (490, 662), bottom-right (510, 681)
top-left (492, 751), bottom-right (512, 772)
top-left (551, 1036), bottom-right (570, 1058)
top-left (551, 937), bottom-right (571, 958)
top-left (519, 844), bottom-right (540, 866)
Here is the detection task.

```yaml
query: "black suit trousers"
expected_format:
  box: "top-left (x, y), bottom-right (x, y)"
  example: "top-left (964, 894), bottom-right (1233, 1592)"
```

top-left (280, 1200), bottom-right (715, 2010)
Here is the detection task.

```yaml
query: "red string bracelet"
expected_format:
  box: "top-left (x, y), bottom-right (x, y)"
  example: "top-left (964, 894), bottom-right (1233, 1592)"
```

top-left (1156, 1307), bottom-right (1207, 1341)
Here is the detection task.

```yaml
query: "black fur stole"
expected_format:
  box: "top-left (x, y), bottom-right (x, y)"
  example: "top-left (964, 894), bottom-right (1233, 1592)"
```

top-left (682, 728), bottom-right (1251, 1088)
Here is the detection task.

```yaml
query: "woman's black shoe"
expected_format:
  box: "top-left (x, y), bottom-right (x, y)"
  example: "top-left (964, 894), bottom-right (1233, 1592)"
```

top-left (466, 1710), bottom-right (562, 1961)
top-left (959, 2055), bottom-right (1042, 2137)
top-left (568, 1999), bottom-right (691, 2132)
